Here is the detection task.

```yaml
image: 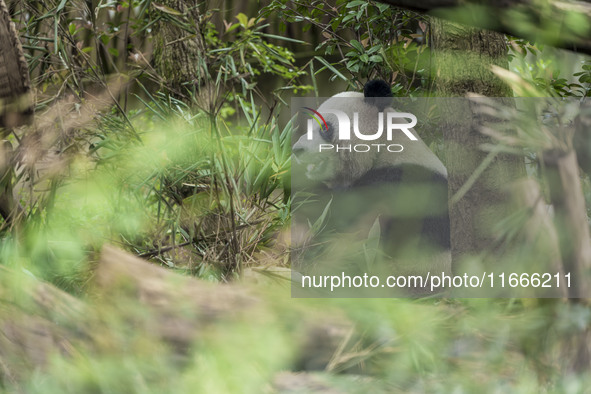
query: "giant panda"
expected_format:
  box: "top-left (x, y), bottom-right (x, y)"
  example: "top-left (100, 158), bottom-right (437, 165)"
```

top-left (292, 80), bottom-right (450, 294)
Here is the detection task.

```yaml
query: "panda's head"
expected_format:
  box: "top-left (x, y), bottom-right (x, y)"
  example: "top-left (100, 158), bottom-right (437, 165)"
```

top-left (292, 80), bottom-right (394, 187)
top-left (293, 80), bottom-right (432, 187)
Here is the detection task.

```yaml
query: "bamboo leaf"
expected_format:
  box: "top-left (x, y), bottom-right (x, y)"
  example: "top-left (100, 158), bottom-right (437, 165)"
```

top-left (314, 56), bottom-right (347, 81)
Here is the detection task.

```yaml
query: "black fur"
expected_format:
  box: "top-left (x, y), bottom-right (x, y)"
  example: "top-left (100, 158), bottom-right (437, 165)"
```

top-left (364, 79), bottom-right (392, 111)
top-left (364, 79), bottom-right (393, 98)
top-left (352, 164), bottom-right (450, 252)
top-left (320, 120), bottom-right (335, 142)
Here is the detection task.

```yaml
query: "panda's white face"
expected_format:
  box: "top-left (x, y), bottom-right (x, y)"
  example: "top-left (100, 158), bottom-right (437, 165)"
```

top-left (293, 92), bottom-right (396, 187)
top-left (291, 106), bottom-right (340, 182)
top-left (292, 104), bottom-right (349, 184)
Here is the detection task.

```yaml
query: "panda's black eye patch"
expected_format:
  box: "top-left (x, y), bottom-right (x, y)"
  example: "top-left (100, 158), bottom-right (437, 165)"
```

top-left (320, 121), bottom-right (334, 142)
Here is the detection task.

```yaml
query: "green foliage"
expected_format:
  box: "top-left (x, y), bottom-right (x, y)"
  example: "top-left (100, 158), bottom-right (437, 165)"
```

top-left (14, 0), bottom-right (310, 113)
top-left (508, 38), bottom-right (591, 98)
top-left (573, 60), bottom-right (591, 98)
top-left (49, 102), bottom-right (291, 281)
top-left (3, 1), bottom-right (311, 284)
top-left (7, 289), bottom-right (591, 393)
top-left (187, 9), bottom-right (312, 109)
top-left (262, 0), bottom-right (430, 95)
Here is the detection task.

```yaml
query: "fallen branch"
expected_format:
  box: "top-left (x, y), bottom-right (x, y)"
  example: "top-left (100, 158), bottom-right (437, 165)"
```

top-left (378, 0), bottom-right (591, 56)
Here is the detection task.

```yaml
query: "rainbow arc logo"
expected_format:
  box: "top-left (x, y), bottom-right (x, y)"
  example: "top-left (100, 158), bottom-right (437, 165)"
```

top-left (302, 107), bottom-right (328, 133)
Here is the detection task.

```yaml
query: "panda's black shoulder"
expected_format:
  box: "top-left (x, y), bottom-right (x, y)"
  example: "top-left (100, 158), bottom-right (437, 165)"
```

top-left (351, 164), bottom-right (447, 188)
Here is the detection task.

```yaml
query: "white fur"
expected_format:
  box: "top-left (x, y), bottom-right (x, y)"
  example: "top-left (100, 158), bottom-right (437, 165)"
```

top-left (293, 93), bottom-right (446, 188)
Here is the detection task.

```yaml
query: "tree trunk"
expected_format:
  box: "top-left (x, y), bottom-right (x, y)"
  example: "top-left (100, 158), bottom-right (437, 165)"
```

top-left (151, 0), bottom-right (207, 100)
top-left (0, 0), bottom-right (31, 128)
top-left (431, 20), bottom-right (526, 267)
top-left (0, 0), bottom-right (31, 225)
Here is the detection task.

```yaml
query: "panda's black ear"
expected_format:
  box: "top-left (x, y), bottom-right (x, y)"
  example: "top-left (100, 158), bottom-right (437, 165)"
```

top-left (364, 79), bottom-right (392, 98)
top-left (364, 79), bottom-right (392, 111)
